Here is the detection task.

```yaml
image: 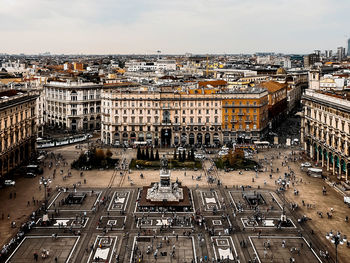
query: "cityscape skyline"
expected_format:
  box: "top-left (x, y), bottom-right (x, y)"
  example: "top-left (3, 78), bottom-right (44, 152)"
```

top-left (0, 0), bottom-right (350, 54)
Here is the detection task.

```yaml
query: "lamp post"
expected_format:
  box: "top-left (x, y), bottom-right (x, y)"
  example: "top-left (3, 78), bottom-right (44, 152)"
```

top-left (326, 230), bottom-right (347, 263)
top-left (39, 176), bottom-right (51, 211)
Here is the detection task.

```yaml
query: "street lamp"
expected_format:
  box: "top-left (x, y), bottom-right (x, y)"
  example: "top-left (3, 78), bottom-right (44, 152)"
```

top-left (326, 230), bottom-right (347, 263)
top-left (39, 176), bottom-right (52, 211)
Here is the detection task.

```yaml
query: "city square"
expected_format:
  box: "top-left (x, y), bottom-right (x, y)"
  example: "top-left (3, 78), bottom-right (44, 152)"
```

top-left (0, 142), bottom-right (349, 263)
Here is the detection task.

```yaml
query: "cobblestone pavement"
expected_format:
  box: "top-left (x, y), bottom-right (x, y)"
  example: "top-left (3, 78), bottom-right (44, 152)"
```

top-left (0, 143), bottom-right (349, 262)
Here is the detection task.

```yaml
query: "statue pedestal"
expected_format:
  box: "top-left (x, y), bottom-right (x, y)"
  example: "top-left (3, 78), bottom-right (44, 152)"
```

top-left (146, 169), bottom-right (183, 202)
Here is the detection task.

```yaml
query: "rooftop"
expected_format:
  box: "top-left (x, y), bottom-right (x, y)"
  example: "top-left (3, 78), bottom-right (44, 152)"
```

top-left (259, 81), bottom-right (287, 93)
top-left (0, 89), bottom-right (38, 110)
top-left (316, 89), bottom-right (350, 102)
top-left (198, 80), bottom-right (227, 88)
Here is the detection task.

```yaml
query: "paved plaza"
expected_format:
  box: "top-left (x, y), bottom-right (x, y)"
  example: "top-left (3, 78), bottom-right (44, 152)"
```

top-left (6, 236), bottom-right (79, 262)
top-left (0, 143), bottom-right (350, 262)
top-left (249, 236), bottom-right (321, 263)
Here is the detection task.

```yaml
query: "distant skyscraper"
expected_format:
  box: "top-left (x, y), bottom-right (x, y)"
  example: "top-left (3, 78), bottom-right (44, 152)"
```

top-left (347, 38), bottom-right (350, 56)
top-left (325, 50), bottom-right (332, 58)
top-left (337, 47), bottom-right (346, 61)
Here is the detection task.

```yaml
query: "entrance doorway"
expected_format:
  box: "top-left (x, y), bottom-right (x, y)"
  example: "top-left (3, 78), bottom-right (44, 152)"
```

top-left (161, 129), bottom-right (172, 146)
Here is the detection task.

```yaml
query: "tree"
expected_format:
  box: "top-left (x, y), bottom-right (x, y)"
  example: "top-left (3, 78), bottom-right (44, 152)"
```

top-left (191, 148), bottom-right (195, 161)
top-left (95, 149), bottom-right (106, 160)
top-left (137, 147), bottom-right (141, 160)
top-left (155, 149), bottom-right (159, 161)
top-left (141, 149), bottom-right (145, 160)
top-left (106, 149), bottom-right (113, 159)
top-left (178, 150), bottom-right (182, 161)
top-left (150, 148), bottom-right (154, 161)
top-left (145, 147), bottom-right (149, 161)
top-left (182, 150), bottom-right (186, 162)
top-left (188, 150), bottom-right (192, 161)
top-left (173, 149), bottom-right (177, 160)
top-left (224, 149), bottom-right (244, 167)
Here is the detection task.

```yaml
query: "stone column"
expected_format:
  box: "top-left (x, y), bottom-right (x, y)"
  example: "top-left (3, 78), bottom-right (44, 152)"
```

top-left (346, 163), bottom-right (348, 181)
top-left (310, 144), bottom-right (313, 159)
top-left (327, 155), bottom-right (330, 172)
top-left (321, 151), bottom-right (324, 167)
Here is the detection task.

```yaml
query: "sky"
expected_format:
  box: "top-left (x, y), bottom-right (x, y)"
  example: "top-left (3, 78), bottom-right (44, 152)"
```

top-left (0, 0), bottom-right (349, 54)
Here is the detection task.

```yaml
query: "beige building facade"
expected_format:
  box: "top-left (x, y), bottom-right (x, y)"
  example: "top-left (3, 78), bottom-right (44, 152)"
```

top-left (44, 81), bottom-right (102, 131)
top-left (101, 84), bottom-right (223, 147)
top-left (301, 89), bottom-right (350, 180)
top-left (0, 89), bottom-right (38, 179)
top-left (101, 83), bottom-right (270, 147)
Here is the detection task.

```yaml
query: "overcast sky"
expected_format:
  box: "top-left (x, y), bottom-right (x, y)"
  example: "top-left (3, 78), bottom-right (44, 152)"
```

top-left (0, 0), bottom-right (349, 54)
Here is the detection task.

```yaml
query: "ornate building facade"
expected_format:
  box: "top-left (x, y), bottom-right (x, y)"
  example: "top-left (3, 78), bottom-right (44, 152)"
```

top-left (44, 81), bottom-right (102, 131)
top-left (0, 89), bottom-right (38, 179)
top-left (301, 89), bottom-right (350, 180)
top-left (101, 83), bottom-right (269, 147)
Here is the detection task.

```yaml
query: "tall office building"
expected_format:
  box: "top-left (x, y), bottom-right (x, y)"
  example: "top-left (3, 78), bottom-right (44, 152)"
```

top-left (337, 47), bottom-right (346, 61)
top-left (304, 53), bottom-right (320, 68)
top-left (325, 50), bottom-right (332, 58)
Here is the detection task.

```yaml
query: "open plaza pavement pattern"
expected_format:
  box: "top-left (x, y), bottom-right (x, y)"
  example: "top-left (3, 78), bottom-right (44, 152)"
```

top-left (0, 142), bottom-right (349, 262)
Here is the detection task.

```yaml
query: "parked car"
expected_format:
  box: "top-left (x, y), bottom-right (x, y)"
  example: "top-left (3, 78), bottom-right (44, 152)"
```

top-left (4, 180), bottom-right (15, 186)
top-left (344, 196), bottom-right (350, 207)
top-left (194, 154), bottom-right (205, 160)
top-left (26, 164), bottom-right (43, 175)
top-left (218, 150), bottom-right (228, 156)
top-left (25, 172), bottom-right (37, 178)
top-left (221, 146), bottom-right (229, 151)
top-left (176, 147), bottom-right (186, 154)
top-left (301, 162), bottom-right (312, 168)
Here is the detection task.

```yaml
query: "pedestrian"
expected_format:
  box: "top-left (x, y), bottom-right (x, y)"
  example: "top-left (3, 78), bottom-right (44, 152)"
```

top-left (55, 256), bottom-right (58, 262)
top-left (14, 192), bottom-right (16, 199)
top-left (27, 201), bottom-right (30, 206)
top-left (34, 252), bottom-right (38, 261)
